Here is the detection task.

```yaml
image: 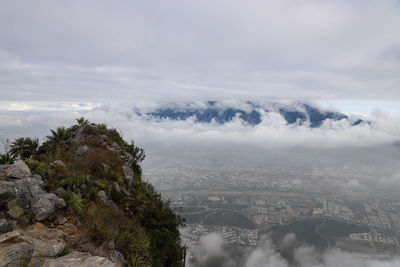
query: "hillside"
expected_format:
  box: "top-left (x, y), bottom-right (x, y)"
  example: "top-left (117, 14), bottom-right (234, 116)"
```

top-left (0, 119), bottom-right (184, 267)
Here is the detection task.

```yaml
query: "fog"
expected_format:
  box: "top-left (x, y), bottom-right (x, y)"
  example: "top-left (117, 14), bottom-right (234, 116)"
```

top-left (186, 233), bottom-right (400, 267)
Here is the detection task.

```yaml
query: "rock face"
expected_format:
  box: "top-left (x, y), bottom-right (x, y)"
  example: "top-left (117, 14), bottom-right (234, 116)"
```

top-left (6, 160), bottom-right (31, 179)
top-left (42, 252), bottom-right (115, 267)
top-left (122, 165), bottom-right (134, 187)
top-left (0, 175), bottom-right (45, 208)
top-left (0, 241), bottom-right (33, 267)
top-left (31, 238), bottom-right (65, 257)
top-left (0, 181), bottom-right (18, 205)
top-left (31, 194), bottom-right (66, 221)
top-left (0, 226), bottom-right (66, 267)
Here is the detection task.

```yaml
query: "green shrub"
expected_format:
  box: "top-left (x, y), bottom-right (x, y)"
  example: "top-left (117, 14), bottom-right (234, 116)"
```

top-left (24, 159), bottom-right (48, 176)
top-left (71, 147), bottom-right (122, 179)
top-left (60, 174), bottom-right (95, 199)
top-left (68, 193), bottom-right (84, 212)
top-left (110, 169), bottom-right (124, 184)
top-left (126, 255), bottom-right (151, 267)
top-left (82, 124), bottom-right (99, 136)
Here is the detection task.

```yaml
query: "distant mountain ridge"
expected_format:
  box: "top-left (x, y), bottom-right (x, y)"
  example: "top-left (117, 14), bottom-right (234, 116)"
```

top-left (140, 101), bottom-right (365, 128)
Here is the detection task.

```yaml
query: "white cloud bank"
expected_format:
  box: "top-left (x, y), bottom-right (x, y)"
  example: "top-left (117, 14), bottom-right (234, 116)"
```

top-left (0, 102), bottom-right (399, 150)
top-left (187, 233), bottom-right (400, 267)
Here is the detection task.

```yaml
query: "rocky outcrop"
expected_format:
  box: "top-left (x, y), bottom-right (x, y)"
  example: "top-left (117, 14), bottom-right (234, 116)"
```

top-left (0, 156), bottom-right (128, 266)
top-left (0, 121), bottom-right (183, 267)
top-left (0, 181), bottom-right (18, 205)
top-left (0, 162), bottom-right (64, 223)
top-left (122, 165), bottom-right (134, 188)
top-left (6, 160), bottom-right (31, 179)
top-left (31, 238), bottom-right (65, 258)
top-left (0, 241), bottom-right (33, 267)
top-left (31, 193), bottom-right (66, 221)
top-left (0, 225), bottom-right (66, 267)
top-left (41, 252), bottom-right (115, 267)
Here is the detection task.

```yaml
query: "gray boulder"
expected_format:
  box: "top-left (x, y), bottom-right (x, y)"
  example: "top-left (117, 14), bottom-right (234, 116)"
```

top-left (6, 160), bottom-right (31, 179)
top-left (97, 191), bottom-right (107, 203)
top-left (76, 145), bottom-right (89, 157)
top-left (0, 181), bottom-right (17, 205)
top-left (50, 160), bottom-right (66, 169)
top-left (0, 219), bottom-right (14, 235)
top-left (0, 230), bottom-right (33, 267)
top-left (56, 216), bottom-right (68, 225)
top-left (98, 135), bottom-right (108, 141)
top-left (13, 237), bottom-right (67, 267)
top-left (31, 238), bottom-right (65, 257)
top-left (7, 205), bottom-right (24, 220)
top-left (29, 184), bottom-right (46, 197)
top-left (42, 252), bottom-right (115, 267)
top-left (122, 165), bottom-right (134, 188)
top-left (108, 142), bottom-right (121, 153)
top-left (54, 187), bottom-right (66, 197)
top-left (112, 182), bottom-right (121, 193)
top-left (31, 194), bottom-right (66, 221)
top-left (15, 177), bottom-right (46, 204)
top-left (121, 152), bottom-right (134, 166)
top-left (0, 176), bottom-right (45, 206)
top-left (0, 242), bottom-right (33, 267)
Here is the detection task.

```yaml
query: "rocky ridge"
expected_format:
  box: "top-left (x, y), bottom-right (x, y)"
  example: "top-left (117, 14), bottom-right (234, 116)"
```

top-left (0, 120), bottom-right (184, 267)
top-left (0, 160), bottom-right (116, 267)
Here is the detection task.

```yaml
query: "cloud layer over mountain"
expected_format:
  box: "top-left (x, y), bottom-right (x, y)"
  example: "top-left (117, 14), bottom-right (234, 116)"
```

top-left (1, 102), bottom-right (399, 151)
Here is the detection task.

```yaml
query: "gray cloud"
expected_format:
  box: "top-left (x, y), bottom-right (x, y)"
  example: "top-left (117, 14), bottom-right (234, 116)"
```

top-left (0, 0), bottom-right (399, 103)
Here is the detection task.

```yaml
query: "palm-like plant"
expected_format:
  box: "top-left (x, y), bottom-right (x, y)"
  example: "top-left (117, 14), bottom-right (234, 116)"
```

top-left (76, 117), bottom-right (89, 127)
top-left (0, 152), bottom-right (16, 164)
top-left (68, 193), bottom-right (84, 212)
top-left (46, 127), bottom-right (71, 148)
top-left (9, 137), bottom-right (39, 159)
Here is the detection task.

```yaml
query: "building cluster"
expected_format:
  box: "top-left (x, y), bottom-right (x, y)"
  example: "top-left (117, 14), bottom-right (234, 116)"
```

top-left (181, 224), bottom-right (259, 247)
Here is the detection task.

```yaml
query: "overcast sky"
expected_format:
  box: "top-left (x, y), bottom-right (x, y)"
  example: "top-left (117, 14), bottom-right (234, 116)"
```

top-left (0, 0), bottom-right (399, 112)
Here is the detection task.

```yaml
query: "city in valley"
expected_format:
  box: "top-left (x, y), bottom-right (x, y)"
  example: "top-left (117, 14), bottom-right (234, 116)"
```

top-left (143, 144), bottom-right (400, 256)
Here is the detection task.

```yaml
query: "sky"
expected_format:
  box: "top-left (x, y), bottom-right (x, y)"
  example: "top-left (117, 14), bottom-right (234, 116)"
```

top-left (0, 0), bottom-right (400, 112)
